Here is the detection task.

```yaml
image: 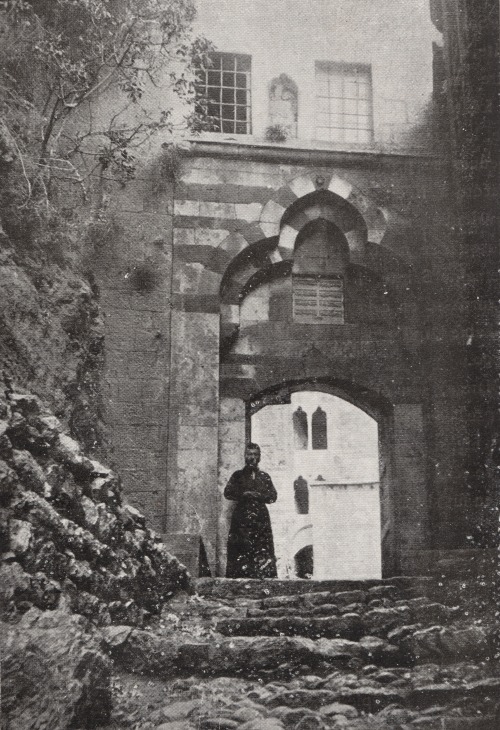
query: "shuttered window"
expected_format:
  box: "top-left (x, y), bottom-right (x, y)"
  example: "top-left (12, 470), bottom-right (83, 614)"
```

top-left (293, 276), bottom-right (344, 324)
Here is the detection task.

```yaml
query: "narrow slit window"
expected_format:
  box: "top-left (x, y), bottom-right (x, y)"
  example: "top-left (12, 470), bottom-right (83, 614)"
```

top-left (195, 52), bottom-right (251, 134)
top-left (312, 406), bottom-right (327, 450)
top-left (293, 406), bottom-right (308, 450)
top-left (294, 476), bottom-right (309, 514)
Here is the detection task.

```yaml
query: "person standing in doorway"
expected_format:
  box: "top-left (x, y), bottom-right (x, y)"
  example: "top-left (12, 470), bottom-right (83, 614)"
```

top-left (224, 442), bottom-right (278, 578)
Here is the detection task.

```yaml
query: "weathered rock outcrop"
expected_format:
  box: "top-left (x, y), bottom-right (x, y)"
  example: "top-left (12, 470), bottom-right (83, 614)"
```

top-left (1, 606), bottom-right (112, 729)
top-left (0, 221), bottom-right (106, 455)
top-left (0, 387), bottom-right (191, 628)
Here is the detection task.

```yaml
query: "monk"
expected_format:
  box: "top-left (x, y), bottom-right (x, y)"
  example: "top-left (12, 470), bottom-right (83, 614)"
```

top-left (224, 442), bottom-right (278, 578)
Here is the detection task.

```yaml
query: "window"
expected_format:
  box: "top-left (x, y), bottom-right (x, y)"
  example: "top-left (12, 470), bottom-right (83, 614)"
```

top-left (311, 407), bottom-right (327, 450)
top-left (293, 406), bottom-right (308, 449)
top-left (294, 476), bottom-right (309, 514)
top-left (293, 276), bottom-right (345, 324)
top-left (315, 62), bottom-right (373, 143)
top-left (195, 52), bottom-right (251, 134)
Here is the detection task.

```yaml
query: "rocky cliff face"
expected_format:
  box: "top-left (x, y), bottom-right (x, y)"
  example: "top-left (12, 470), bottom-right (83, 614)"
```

top-left (0, 217), bottom-right (106, 456)
top-left (0, 386), bottom-right (191, 727)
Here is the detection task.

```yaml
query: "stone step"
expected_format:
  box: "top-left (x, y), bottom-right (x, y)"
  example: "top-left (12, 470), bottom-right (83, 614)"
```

top-left (109, 669), bottom-right (500, 729)
top-left (216, 601), bottom-right (460, 641)
top-left (243, 596), bottom-right (458, 621)
top-left (194, 576), bottom-right (434, 601)
top-left (216, 614), bottom-right (365, 641)
top-left (102, 626), bottom-right (396, 678)
top-left (103, 620), bottom-right (496, 683)
top-left (261, 676), bottom-right (500, 715)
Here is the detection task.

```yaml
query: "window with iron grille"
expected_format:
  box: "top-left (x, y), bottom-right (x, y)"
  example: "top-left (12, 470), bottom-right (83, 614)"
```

top-left (293, 276), bottom-right (345, 324)
top-left (195, 52), bottom-right (251, 134)
top-left (315, 62), bottom-right (373, 144)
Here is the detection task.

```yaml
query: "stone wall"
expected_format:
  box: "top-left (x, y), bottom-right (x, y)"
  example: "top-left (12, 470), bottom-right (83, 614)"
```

top-left (95, 144), bottom-right (468, 575)
top-left (91, 166), bottom-right (174, 531)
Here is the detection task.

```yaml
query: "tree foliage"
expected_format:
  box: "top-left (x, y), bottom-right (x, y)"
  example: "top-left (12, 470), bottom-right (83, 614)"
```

top-left (0, 0), bottom-right (210, 203)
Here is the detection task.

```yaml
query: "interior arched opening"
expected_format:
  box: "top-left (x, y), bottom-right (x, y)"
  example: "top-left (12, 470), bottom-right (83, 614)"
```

top-left (295, 545), bottom-right (314, 579)
top-left (251, 387), bottom-right (386, 580)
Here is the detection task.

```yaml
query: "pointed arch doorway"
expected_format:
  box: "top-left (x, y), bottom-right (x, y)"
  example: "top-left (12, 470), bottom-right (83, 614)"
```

top-left (249, 385), bottom-right (392, 580)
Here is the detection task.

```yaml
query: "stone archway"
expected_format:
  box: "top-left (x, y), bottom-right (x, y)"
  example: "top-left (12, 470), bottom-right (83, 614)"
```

top-left (251, 388), bottom-right (383, 579)
top-left (167, 170), bottom-right (424, 577)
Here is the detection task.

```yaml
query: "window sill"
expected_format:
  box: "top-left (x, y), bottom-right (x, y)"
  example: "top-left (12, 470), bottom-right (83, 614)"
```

top-left (183, 132), bottom-right (438, 162)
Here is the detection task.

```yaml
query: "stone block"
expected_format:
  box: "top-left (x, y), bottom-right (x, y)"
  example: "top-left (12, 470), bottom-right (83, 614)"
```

top-left (125, 490), bottom-right (164, 531)
top-left (241, 222), bottom-right (265, 245)
top-left (235, 203), bottom-right (263, 222)
top-left (288, 176), bottom-right (316, 199)
top-left (124, 352), bottom-right (170, 380)
top-left (113, 448), bottom-right (164, 475)
top-left (219, 232), bottom-right (249, 258)
top-left (174, 199), bottom-right (200, 217)
top-left (177, 396), bottom-right (219, 427)
top-left (106, 402), bottom-right (165, 426)
top-left (105, 310), bottom-right (156, 346)
top-left (218, 421), bottom-right (245, 447)
top-left (173, 228), bottom-right (196, 246)
top-left (176, 295), bottom-right (220, 313)
top-left (114, 379), bottom-right (165, 404)
top-left (260, 199), bottom-right (287, 225)
top-left (195, 228), bottom-right (231, 247)
top-left (260, 220), bottom-right (280, 238)
top-left (171, 310), bottom-right (219, 350)
top-left (103, 290), bottom-right (171, 313)
top-left (328, 176), bottom-right (353, 199)
top-left (221, 304), bottom-right (239, 325)
top-left (173, 262), bottom-right (221, 296)
top-left (178, 426), bottom-right (218, 452)
top-left (111, 426), bottom-right (167, 452)
top-left (200, 201), bottom-right (236, 219)
top-left (272, 185), bottom-right (300, 210)
top-left (181, 168), bottom-right (224, 186)
top-left (278, 224), bottom-right (298, 251)
top-left (119, 467), bottom-right (162, 493)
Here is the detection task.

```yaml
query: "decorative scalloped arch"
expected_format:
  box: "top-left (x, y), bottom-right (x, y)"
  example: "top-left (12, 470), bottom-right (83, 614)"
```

top-left (207, 171), bottom-right (413, 338)
top-left (258, 171), bottom-right (387, 249)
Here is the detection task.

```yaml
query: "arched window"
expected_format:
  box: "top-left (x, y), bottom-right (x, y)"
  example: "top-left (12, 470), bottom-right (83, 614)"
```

top-left (294, 476), bottom-right (309, 514)
top-left (292, 219), bottom-right (347, 324)
top-left (312, 406), bottom-right (327, 449)
top-left (293, 406), bottom-right (308, 449)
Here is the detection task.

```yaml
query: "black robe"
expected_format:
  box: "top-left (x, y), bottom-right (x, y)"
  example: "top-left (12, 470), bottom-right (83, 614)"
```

top-left (224, 465), bottom-right (278, 578)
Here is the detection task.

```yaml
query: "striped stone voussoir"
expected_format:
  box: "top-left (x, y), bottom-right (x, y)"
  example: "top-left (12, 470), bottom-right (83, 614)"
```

top-left (173, 170), bottom-right (392, 322)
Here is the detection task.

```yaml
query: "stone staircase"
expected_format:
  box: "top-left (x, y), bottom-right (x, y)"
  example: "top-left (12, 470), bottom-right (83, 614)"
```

top-left (104, 571), bottom-right (499, 729)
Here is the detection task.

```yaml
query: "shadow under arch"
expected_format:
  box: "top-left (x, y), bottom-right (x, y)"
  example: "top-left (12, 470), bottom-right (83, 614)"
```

top-left (247, 377), bottom-right (398, 577)
top-left (247, 376), bottom-right (393, 422)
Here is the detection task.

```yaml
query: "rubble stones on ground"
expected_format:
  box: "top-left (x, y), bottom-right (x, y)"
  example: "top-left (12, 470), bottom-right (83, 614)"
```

top-left (0, 605), bottom-right (112, 729)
